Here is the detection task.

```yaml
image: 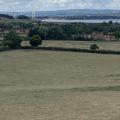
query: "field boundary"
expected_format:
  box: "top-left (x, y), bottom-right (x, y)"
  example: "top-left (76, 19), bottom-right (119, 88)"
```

top-left (22, 46), bottom-right (120, 55)
top-left (1, 46), bottom-right (120, 55)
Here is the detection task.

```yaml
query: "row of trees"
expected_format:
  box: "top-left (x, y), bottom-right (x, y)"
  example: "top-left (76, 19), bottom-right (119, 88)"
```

top-left (3, 31), bottom-right (42, 49)
top-left (28, 22), bottom-right (120, 40)
top-left (1, 21), bottom-right (120, 42)
top-left (1, 30), bottom-right (100, 51)
top-left (2, 30), bottom-right (100, 51)
top-left (1, 21), bottom-right (120, 49)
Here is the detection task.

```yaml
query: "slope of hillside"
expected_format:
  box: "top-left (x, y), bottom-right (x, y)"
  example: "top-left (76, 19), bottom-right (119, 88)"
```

top-left (23, 9), bottom-right (120, 17)
top-left (1, 9), bottom-right (120, 18)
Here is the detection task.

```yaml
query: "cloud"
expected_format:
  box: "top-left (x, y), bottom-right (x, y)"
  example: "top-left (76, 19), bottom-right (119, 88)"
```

top-left (0, 0), bottom-right (120, 11)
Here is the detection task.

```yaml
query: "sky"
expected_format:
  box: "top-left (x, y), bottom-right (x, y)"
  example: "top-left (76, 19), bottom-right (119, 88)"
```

top-left (0, 0), bottom-right (120, 12)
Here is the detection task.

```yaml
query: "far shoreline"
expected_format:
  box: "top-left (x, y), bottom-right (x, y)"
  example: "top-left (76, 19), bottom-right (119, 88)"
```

top-left (41, 18), bottom-right (120, 23)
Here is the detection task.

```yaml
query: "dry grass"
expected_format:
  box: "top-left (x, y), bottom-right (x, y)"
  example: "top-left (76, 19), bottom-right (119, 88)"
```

top-left (0, 50), bottom-right (120, 120)
top-left (41, 40), bottom-right (120, 51)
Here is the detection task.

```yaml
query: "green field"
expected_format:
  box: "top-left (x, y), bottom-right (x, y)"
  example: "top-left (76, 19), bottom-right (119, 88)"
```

top-left (41, 40), bottom-right (120, 51)
top-left (0, 50), bottom-right (120, 120)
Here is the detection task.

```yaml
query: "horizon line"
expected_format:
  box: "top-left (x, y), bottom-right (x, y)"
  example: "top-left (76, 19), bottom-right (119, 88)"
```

top-left (0, 8), bottom-right (120, 13)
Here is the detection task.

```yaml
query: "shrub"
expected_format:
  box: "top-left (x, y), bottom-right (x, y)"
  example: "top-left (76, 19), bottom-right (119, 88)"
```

top-left (30, 35), bottom-right (42, 47)
top-left (28, 28), bottom-right (40, 37)
top-left (90, 44), bottom-right (99, 51)
top-left (3, 31), bottom-right (22, 49)
top-left (17, 15), bottom-right (29, 19)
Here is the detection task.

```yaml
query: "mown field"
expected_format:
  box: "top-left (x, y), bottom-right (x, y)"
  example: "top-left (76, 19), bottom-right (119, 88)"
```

top-left (41, 40), bottom-right (120, 51)
top-left (0, 50), bottom-right (120, 120)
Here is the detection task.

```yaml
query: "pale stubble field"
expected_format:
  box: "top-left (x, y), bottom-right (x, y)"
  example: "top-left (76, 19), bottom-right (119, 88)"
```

top-left (0, 50), bottom-right (120, 120)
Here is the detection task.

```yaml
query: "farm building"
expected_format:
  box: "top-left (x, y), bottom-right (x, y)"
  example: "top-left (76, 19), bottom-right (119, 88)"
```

top-left (84, 32), bottom-right (118, 41)
top-left (0, 28), bottom-right (29, 37)
top-left (91, 32), bottom-right (117, 41)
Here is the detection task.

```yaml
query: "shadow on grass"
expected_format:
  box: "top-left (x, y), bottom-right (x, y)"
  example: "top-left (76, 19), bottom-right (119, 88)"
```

top-left (70, 86), bottom-right (120, 92)
top-left (32, 86), bottom-right (120, 93)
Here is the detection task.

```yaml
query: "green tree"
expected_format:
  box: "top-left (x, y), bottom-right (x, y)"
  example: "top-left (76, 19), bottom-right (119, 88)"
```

top-left (3, 31), bottom-right (22, 49)
top-left (28, 28), bottom-right (40, 37)
top-left (114, 31), bottom-right (120, 39)
top-left (30, 35), bottom-right (42, 47)
top-left (39, 26), bottom-right (48, 40)
top-left (47, 26), bottom-right (65, 40)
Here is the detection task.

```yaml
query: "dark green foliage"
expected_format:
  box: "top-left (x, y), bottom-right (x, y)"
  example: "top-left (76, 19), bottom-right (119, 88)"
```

top-left (1, 21), bottom-right (120, 42)
top-left (19, 22), bottom-right (34, 29)
top-left (90, 44), bottom-right (99, 51)
top-left (3, 31), bottom-right (22, 49)
top-left (47, 26), bottom-right (65, 40)
top-left (29, 22), bottom-right (120, 41)
top-left (28, 28), bottom-right (40, 37)
top-left (38, 26), bottom-right (49, 40)
top-left (17, 15), bottom-right (29, 19)
top-left (0, 14), bottom-right (14, 19)
top-left (30, 35), bottom-right (42, 47)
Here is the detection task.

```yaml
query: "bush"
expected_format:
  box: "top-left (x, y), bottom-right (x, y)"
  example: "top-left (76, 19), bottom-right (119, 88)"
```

top-left (30, 35), bottom-right (42, 47)
top-left (17, 15), bottom-right (29, 19)
top-left (28, 28), bottom-right (40, 37)
top-left (90, 44), bottom-right (99, 51)
top-left (3, 31), bottom-right (22, 49)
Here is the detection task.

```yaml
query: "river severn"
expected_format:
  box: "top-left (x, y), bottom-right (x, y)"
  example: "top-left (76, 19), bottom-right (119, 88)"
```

top-left (42, 18), bottom-right (120, 23)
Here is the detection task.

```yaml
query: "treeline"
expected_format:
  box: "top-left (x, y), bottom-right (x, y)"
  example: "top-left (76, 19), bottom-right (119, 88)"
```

top-left (0, 14), bottom-right (14, 19)
top-left (2, 31), bottom-right (42, 49)
top-left (0, 22), bottom-right (33, 30)
top-left (28, 22), bottom-right (120, 40)
top-left (0, 18), bottom-right (120, 41)
top-left (0, 14), bottom-right (30, 20)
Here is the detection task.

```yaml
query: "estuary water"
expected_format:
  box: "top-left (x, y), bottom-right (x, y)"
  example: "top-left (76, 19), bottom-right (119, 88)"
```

top-left (42, 18), bottom-right (120, 23)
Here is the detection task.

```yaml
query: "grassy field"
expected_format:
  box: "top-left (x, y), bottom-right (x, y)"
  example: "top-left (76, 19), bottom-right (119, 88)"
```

top-left (0, 50), bottom-right (120, 120)
top-left (41, 40), bottom-right (120, 51)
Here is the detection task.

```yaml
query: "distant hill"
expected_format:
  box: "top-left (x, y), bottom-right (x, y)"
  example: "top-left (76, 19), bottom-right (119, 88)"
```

top-left (0, 14), bottom-right (14, 19)
top-left (24, 9), bottom-right (120, 17)
top-left (1, 9), bottom-right (120, 18)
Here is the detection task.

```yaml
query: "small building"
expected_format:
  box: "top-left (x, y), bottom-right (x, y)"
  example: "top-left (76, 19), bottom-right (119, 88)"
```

top-left (15, 29), bottom-right (29, 35)
top-left (84, 32), bottom-right (118, 41)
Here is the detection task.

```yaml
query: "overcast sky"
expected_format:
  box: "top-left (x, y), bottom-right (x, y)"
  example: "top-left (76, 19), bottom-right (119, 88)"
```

top-left (0, 0), bottom-right (120, 11)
